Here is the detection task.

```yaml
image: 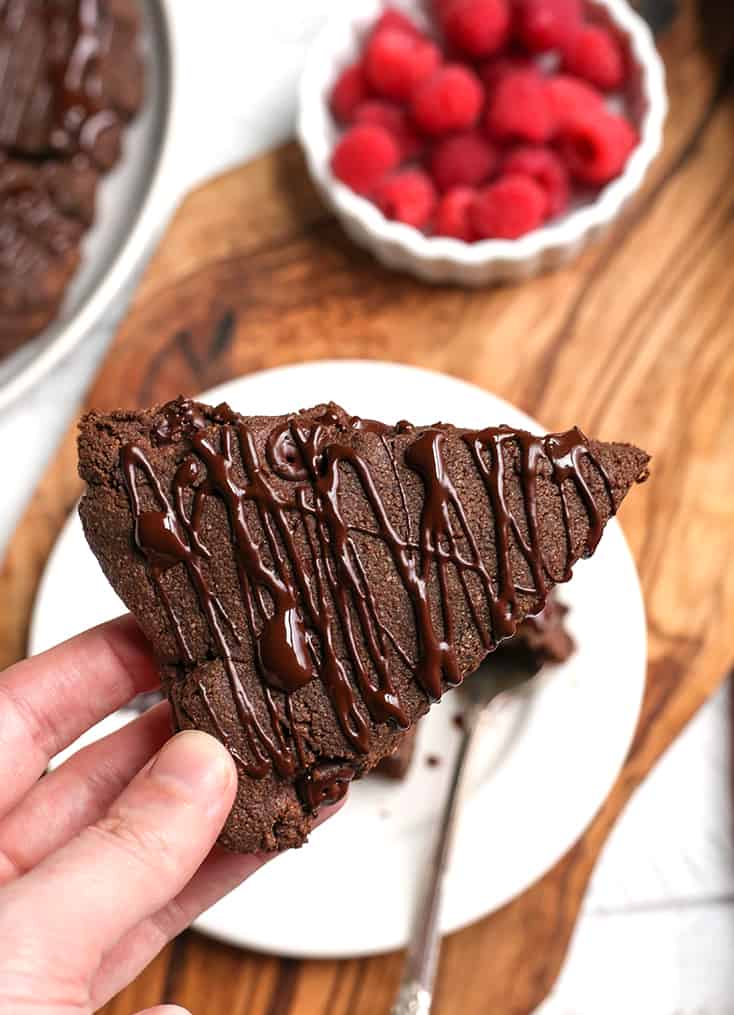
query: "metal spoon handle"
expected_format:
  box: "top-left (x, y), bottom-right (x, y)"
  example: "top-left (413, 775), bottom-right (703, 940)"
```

top-left (390, 705), bottom-right (484, 1015)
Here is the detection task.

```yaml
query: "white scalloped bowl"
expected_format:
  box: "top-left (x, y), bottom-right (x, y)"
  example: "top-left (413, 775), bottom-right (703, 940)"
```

top-left (298, 0), bottom-right (667, 286)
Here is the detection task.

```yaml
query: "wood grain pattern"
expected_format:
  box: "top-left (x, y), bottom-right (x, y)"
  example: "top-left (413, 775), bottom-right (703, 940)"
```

top-left (1, 4), bottom-right (733, 1013)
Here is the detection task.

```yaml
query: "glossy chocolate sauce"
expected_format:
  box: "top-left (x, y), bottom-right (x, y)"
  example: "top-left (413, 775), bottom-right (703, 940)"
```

top-left (0, 0), bottom-right (116, 158)
top-left (153, 399), bottom-right (209, 446)
top-left (120, 400), bottom-right (615, 806)
top-left (296, 763), bottom-right (355, 815)
top-left (47, 0), bottom-right (116, 157)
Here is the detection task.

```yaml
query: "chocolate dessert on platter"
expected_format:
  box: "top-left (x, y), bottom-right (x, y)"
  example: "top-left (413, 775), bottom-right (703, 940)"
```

top-left (0, 0), bottom-right (144, 357)
top-left (78, 396), bottom-right (649, 853)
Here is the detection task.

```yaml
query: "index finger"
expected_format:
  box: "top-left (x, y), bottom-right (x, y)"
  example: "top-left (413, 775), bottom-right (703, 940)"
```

top-left (0, 615), bottom-right (160, 819)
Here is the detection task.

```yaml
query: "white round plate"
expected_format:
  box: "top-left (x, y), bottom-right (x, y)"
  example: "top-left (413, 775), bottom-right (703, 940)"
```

top-left (0, 0), bottom-right (179, 412)
top-left (31, 360), bottom-right (646, 958)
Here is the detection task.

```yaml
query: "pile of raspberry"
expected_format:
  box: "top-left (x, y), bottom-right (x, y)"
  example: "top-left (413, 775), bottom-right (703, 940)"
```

top-left (328, 0), bottom-right (637, 241)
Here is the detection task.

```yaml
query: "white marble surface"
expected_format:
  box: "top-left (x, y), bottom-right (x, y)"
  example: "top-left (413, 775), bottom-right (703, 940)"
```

top-left (1, 4), bottom-right (732, 1011)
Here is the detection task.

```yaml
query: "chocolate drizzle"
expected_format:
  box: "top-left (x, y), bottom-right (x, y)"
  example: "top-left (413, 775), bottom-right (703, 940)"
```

top-left (0, 0), bottom-right (119, 160)
top-left (296, 763), bottom-right (355, 815)
top-left (120, 398), bottom-right (621, 809)
top-left (47, 0), bottom-right (115, 158)
top-left (465, 425), bottom-right (613, 628)
top-left (153, 398), bottom-right (208, 446)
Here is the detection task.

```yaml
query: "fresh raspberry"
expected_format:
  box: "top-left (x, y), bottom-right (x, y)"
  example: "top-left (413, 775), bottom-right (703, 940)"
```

top-left (331, 124), bottom-right (401, 195)
top-left (429, 130), bottom-right (497, 191)
top-left (439, 0), bottom-right (510, 58)
top-left (480, 53), bottom-right (534, 94)
top-left (411, 65), bottom-right (484, 135)
top-left (557, 111), bottom-right (637, 184)
top-left (373, 168), bottom-right (438, 227)
top-left (471, 173), bottom-right (548, 238)
top-left (546, 74), bottom-right (606, 130)
top-left (486, 69), bottom-right (555, 143)
top-left (330, 62), bottom-right (371, 123)
top-left (514, 0), bottom-right (583, 53)
top-left (353, 100), bottom-right (424, 160)
top-left (434, 186), bottom-right (477, 240)
top-left (563, 25), bottom-right (626, 91)
top-left (365, 27), bottom-right (442, 101)
top-left (503, 145), bottom-right (569, 216)
top-left (372, 8), bottom-right (422, 38)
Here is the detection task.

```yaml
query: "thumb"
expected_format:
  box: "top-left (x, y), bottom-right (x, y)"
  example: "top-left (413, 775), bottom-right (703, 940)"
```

top-left (136, 1008), bottom-right (191, 1014)
top-left (2, 730), bottom-right (236, 975)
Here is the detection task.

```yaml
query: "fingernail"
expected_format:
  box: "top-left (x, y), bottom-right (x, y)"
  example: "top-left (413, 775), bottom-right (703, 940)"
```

top-left (137, 1008), bottom-right (191, 1015)
top-left (149, 730), bottom-right (234, 806)
top-left (137, 1007), bottom-right (192, 1015)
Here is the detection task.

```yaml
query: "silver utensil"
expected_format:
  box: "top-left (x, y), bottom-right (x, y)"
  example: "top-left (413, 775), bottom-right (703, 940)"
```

top-left (390, 652), bottom-right (542, 1015)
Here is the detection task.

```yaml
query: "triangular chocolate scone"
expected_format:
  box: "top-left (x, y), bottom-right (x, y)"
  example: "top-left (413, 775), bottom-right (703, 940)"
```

top-left (78, 397), bottom-right (649, 853)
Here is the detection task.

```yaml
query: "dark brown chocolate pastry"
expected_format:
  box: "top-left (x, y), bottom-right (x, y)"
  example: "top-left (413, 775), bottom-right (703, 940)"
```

top-left (0, 155), bottom-right (91, 356)
top-left (374, 590), bottom-right (574, 781)
top-left (497, 590), bottom-right (575, 667)
top-left (0, 0), bottom-right (142, 167)
top-left (375, 726), bottom-right (418, 779)
top-left (77, 397), bottom-right (649, 853)
top-left (0, 0), bottom-right (143, 355)
top-left (127, 597), bottom-right (572, 784)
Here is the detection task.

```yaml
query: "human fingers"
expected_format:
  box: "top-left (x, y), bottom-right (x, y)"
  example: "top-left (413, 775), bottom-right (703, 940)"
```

top-left (91, 801), bottom-right (344, 1007)
top-left (0, 616), bottom-right (158, 819)
top-left (0, 702), bottom-right (171, 886)
top-left (0, 731), bottom-right (236, 980)
top-left (93, 846), bottom-right (265, 1006)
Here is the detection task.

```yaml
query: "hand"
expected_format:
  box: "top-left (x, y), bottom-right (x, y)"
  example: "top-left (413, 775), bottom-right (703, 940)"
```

top-left (0, 617), bottom-right (295, 1015)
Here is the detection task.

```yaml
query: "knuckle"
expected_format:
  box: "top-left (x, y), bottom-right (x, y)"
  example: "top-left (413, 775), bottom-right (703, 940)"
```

top-left (0, 681), bottom-right (48, 755)
top-left (150, 895), bottom-right (189, 944)
top-left (88, 810), bottom-right (180, 881)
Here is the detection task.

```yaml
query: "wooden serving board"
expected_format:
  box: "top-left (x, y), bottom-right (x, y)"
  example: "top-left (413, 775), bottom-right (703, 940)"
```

top-left (2, 5), bottom-right (733, 1013)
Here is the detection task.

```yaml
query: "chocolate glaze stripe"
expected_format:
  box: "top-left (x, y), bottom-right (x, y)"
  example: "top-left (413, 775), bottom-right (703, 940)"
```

top-left (231, 412), bottom-right (401, 747)
top-left (1, 0), bottom-right (118, 160)
top-left (466, 426), bottom-right (614, 629)
top-left (124, 406), bottom-right (407, 778)
top-left (122, 444), bottom-right (295, 778)
top-left (296, 762), bottom-right (356, 815)
top-left (49, 0), bottom-right (115, 158)
top-left (120, 399), bottom-right (618, 799)
top-left (260, 416), bottom-right (409, 741)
